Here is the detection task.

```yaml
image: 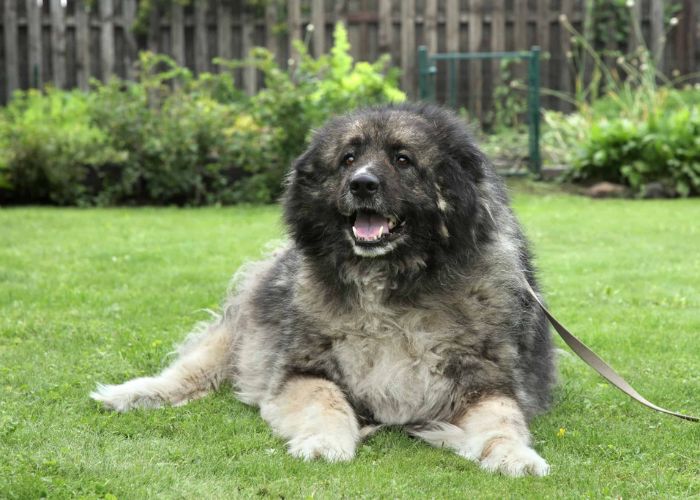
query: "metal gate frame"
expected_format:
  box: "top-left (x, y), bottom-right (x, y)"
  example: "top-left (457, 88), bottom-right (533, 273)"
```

top-left (418, 45), bottom-right (541, 175)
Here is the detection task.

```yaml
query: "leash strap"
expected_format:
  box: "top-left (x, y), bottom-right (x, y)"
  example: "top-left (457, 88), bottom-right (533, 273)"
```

top-left (525, 283), bottom-right (698, 422)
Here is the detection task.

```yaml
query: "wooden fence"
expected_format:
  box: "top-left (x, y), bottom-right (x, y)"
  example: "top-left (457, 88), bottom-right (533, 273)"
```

top-left (1, 0), bottom-right (699, 121)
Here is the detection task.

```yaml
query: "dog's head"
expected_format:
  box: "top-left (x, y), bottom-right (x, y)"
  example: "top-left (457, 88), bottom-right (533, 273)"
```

top-left (284, 104), bottom-right (496, 274)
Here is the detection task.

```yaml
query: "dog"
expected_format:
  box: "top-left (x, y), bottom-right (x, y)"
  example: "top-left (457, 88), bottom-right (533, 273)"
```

top-left (91, 103), bottom-right (556, 477)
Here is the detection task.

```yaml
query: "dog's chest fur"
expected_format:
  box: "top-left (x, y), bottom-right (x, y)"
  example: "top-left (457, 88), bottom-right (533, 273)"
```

top-left (325, 275), bottom-right (458, 425)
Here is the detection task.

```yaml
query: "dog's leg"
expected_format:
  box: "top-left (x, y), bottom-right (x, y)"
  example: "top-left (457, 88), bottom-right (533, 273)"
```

top-left (260, 376), bottom-right (360, 462)
top-left (91, 323), bottom-right (231, 412)
top-left (407, 395), bottom-right (549, 477)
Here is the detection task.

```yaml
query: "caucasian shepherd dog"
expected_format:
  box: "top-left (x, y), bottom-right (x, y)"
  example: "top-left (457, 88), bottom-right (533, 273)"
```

top-left (92, 104), bottom-right (555, 477)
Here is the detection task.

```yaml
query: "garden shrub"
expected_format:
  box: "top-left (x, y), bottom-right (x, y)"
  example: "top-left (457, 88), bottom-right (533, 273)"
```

top-left (541, 11), bottom-right (700, 197)
top-left (0, 88), bottom-right (124, 205)
top-left (544, 89), bottom-right (700, 197)
top-left (0, 23), bottom-right (404, 206)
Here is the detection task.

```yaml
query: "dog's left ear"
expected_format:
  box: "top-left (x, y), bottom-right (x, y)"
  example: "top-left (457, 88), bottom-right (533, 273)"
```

top-left (291, 146), bottom-right (316, 176)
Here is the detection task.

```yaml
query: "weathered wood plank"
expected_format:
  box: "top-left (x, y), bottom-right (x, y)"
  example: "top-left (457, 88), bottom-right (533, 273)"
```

top-left (513, 0), bottom-right (527, 50)
top-left (265, 2), bottom-right (277, 56)
top-left (50, 0), bottom-right (67, 89)
top-left (171, 3), bottom-right (185, 66)
top-left (490, 0), bottom-right (505, 89)
top-left (559, 0), bottom-right (574, 110)
top-left (513, 0), bottom-right (528, 82)
top-left (446, 0), bottom-right (459, 52)
top-left (358, 0), bottom-right (369, 58)
top-left (194, 0), bottom-right (208, 74)
top-left (311, 0), bottom-right (325, 56)
top-left (672, 0), bottom-right (694, 75)
top-left (216, 0), bottom-right (232, 62)
top-left (123, 0), bottom-right (138, 80)
top-left (287, 0), bottom-right (301, 66)
top-left (147, 3), bottom-right (159, 53)
top-left (468, 0), bottom-right (483, 120)
top-left (26, 0), bottom-right (43, 88)
top-left (241, 2), bottom-right (255, 94)
top-left (99, 0), bottom-right (114, 81)
top-left (581, 0), bottom-right (594, 88)
top-left (3, 0), bottom-right (19, 99)
top-left (445, 0), bottom-right (459, 101)
top-left (378, 0), bottom-right (392, 55)
top-left (424, 0), bottom-right (437, 54)
top-left (400, 0), bottom-right (416, 98)
top-left (75, 0), bottom-right (91, 90)
top-left (536, 0), bottom-right (550, 106)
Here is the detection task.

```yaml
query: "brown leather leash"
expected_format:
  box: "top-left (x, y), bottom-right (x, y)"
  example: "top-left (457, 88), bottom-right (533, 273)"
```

top-left (525, 282), bottom-right (698, 422)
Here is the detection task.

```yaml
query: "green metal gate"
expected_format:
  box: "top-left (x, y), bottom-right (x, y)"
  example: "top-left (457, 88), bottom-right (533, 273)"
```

top-left (417, 45), bottom-right (542, 175)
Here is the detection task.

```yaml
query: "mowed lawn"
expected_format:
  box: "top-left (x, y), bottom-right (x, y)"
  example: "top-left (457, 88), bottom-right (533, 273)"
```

top-left (1, 188), bottom-right (698, 498)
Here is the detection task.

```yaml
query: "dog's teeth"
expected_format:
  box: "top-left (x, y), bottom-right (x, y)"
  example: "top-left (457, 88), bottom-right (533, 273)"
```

top-left (378, 226), bottom-right (385, 237)
top-left (352, 227), bottom-right (358, 239)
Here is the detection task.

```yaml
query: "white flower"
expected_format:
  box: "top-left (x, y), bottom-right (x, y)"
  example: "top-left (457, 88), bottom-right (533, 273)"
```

top-left (626, 0), bottom-right (635, 7)
top-left (306, 24), bottom-right (315, 32)
top-left (669, 17), bottom-right (678, 26)
top-left (288, 58), bottom-right (295, 66)
top-left (640, 63), bottom-right (648, 71)
top-left (672, 69), bottom-right (680, 77)
top-left (566, 50), bottom-right (573, 59)
top-left (616, 56), bottom-right (625, 65)
top-left (558, 14), bottom-right (567, 23)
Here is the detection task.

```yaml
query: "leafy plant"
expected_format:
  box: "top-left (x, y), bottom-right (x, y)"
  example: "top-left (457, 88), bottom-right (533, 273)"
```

top-left (0, 88), bottom-right (124, 205)
top-left (540, 5), bottom-right (699, 197)
top-left (490, 59), bottom-right (528, 133)
top-left (0, 24), bottom-right (404, 206)
top-left (216, 22), bottom-right (405, 202)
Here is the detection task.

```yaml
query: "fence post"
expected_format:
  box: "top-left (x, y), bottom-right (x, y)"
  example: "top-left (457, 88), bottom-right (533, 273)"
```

top-left (418, 46), bottom-right (428, 99)
top-left (417, 46), bottom-right (437, 102)
top-left (527, 46), bottom-right (542, 176)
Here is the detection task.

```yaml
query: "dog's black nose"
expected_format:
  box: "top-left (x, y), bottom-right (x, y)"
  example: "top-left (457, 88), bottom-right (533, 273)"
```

top-left (350, 173), bottom-right (380, 197)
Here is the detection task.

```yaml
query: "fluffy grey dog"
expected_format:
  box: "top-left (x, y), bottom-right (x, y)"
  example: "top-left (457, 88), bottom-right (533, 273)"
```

top-left (92, 103), bottom-right (555, 477)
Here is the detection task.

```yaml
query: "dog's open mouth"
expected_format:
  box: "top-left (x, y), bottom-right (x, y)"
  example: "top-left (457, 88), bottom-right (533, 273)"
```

top-left (350, 210), bottom-right (404, 246)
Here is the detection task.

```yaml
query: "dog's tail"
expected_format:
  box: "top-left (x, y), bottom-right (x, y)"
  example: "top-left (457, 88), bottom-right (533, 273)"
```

top-left (90, 319), bottom-right (232, 412)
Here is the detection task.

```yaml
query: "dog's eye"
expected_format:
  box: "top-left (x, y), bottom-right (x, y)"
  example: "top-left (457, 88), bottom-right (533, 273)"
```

top-left (396, 154), bottom-right (411, 167)
top-left (343, 153), bottom-right (355, 167)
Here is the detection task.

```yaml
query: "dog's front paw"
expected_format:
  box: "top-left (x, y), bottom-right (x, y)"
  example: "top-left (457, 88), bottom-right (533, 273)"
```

top-left (478, 438), bottom-right (550, 477)
top-left (287, 433), bottom-right (356, 462)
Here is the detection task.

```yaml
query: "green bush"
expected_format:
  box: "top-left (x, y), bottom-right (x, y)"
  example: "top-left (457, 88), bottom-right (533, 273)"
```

top-left (544, 88), bottom-right (700, 196)
top-left (540, 13), bottom-right (700, 197)
top-left (0, 23), bottom-right (404, 206)
top-left (0, 88), bottom-right (124, 205)
top-left (88, 62), bottom-right (243, 205)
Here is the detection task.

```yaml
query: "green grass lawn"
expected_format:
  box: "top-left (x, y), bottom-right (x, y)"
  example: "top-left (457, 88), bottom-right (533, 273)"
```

top-left (1, 188), bottom-right (698, 498)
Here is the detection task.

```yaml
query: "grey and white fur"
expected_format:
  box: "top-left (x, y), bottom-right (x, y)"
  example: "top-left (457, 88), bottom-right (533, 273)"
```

top-left (92, 104), bottom-right (555, 477)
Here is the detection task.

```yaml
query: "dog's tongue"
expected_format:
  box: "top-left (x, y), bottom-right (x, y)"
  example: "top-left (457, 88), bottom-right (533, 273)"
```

top-left (354, 213), bottom-right (389, 240)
